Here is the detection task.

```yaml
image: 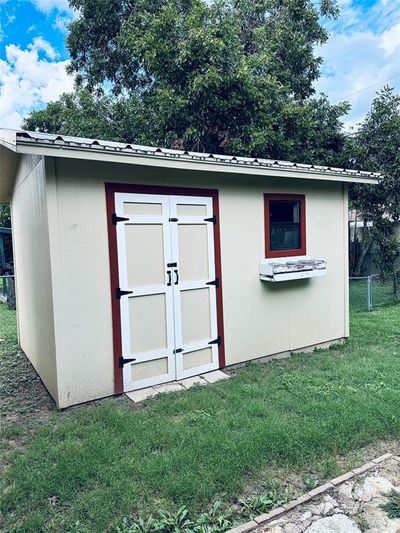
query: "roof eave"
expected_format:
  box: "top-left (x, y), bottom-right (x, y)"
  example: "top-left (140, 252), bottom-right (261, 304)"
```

top-left (0, 144), bottom-right (19, 202)
top-left (14, 141), bottom-right (379, 185)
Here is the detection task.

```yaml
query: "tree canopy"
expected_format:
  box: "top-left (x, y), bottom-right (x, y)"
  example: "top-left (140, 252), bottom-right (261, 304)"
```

top-left (347, 86), bottom-right (400, 279)
top-left (24, 0), bottom-right (349, 164)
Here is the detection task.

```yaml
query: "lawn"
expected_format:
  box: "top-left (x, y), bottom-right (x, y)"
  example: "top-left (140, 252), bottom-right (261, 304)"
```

top-left (1, 303), bottom-right (400, 532)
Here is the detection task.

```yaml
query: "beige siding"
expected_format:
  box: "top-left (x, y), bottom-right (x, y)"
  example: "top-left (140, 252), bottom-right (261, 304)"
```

top-left (45, 158), bottom-right (348, 407)
top-left (11, 155), bottom-right (58, 401)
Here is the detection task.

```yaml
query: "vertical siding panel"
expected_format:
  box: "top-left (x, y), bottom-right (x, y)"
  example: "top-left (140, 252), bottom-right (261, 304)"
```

top-left (11, 155), bottom-right (58, 402)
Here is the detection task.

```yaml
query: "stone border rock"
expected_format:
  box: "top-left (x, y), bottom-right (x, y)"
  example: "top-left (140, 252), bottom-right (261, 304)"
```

top-left (226, 453), bottom-right (394, 533)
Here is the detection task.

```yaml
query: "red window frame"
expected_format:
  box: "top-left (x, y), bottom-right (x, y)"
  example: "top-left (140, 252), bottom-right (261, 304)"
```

top-left (264, 193), bottom-right (306, 258)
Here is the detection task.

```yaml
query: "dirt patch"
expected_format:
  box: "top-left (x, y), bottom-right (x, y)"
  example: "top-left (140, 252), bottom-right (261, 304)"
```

top-left (0, 343), bottom-right (55, 465)
top-left (0, 347), bottom-right (55, 421)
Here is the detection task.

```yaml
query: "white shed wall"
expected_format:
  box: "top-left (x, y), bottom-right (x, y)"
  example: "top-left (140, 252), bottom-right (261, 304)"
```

top-left (11, 155), bottom-right (58, 401)
top-left (45, 158), bottom-right (348, 408)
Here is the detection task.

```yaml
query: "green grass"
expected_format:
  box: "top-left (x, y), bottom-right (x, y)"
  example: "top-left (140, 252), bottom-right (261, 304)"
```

top-left (1, 303), bottom-right (400, 531)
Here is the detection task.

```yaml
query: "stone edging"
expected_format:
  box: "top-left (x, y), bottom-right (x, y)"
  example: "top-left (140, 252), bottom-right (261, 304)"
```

top-left (226, 453), bottom-right (396, 533)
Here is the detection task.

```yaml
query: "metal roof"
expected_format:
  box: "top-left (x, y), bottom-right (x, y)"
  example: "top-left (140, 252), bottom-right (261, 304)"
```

top-left (0, 129), bottom-right (381, 188)
top-left (11, 130), bottom-right (380, 180)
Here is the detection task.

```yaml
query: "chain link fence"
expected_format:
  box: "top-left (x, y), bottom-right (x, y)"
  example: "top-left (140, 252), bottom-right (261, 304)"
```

top-left (0, 275), bottom-right (16, 309)
top-left (349, 274), bottom-right (399, 312)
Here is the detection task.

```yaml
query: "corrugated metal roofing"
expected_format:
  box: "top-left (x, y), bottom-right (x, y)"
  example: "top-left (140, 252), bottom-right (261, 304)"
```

top-left (13, 130), bottom-right (381, 180)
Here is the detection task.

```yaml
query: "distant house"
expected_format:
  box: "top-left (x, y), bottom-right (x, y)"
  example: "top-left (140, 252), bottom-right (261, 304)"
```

top-left (0, 129), bottom-right (378, 408)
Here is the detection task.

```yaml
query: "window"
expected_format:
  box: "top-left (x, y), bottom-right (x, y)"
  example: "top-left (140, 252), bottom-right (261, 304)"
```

top-left (264, 194), bottom-right (306, 258)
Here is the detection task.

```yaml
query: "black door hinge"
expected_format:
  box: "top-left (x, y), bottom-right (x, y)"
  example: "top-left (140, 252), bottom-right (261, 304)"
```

top-left (116, 287), bottom-right (133, 299)
top-left (169, 217), bottom-right (179, 222)
top-left (112, 213), bottom-right (129, 225)
top-left (209, 336), bottom-right (221, 346)
top-left (174, 348), bottom-right (184, 354)
top-left (204, 215), bottom-right (216, 224)
top-left (206, 278), bottom-right (219, 288)
top-left (119, 356), bottom-right (136, 368)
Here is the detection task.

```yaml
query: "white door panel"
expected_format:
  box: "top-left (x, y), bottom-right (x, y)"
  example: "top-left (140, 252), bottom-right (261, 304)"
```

top-left (114, 192), bottom-right (219, 391)
top-left (115, 193), bottom-right (175, 391)
top-left (170, 196), bottom-right (219, 380)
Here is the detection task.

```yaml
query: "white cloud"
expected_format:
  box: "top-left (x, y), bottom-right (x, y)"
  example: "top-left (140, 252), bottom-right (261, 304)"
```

top-left (53, 12), bottom-right (74, 33)
top-left (316, 3), bottom-right (400, 130)
top-left (30, 0), bottom-right (71, 13)
top-left (380, 22), bottom-right (400, 55)
top-left (0, 38), bottom-right (74, 129)
top-left (326, 0), bottom-right (400, 35)
top-left (28, 36), bottom-right (59, 60)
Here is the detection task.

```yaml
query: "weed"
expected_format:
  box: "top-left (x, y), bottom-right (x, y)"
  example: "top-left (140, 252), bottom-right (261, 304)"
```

top-left (67, 521), bottom-right (88, 533)
top-left (192, 500), bottom-right (233, 533)
top-left (317, 458), bottom-right (340, 479)
top-left (239, 488), bottom-right (292, 518)
top-left (354, 512), bottom-right (369, 532)
top-left (303, 477), bottom-right (320, 491)
top-left (117, 503), bottom-right (232, 533)
top-left (382, 490), bottom-right (400, 519)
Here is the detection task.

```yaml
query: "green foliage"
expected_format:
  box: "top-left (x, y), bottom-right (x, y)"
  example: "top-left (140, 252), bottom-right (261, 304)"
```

top-left (239, 487), bottom-right (292, 518)
top-left (24, 0), bottom-right (348, 164)
top-left (382, 490), bottom-right (400, 519)
top-left (354, 512), bottom-right (369, 532)
top-left (0, 204), bottom-right (11, 228)
top-left (303, 476), bottom-right (320, 491)
top-left (316, 457), bottom-right (340, 479)
top-left (23, 89), bottom-right (125, 141)
top-left (190, 500), bottom-right (232, 533)
top-left (67, 521), bottom-right (88, 533)
top-left (347, 87), bottom-right (400, 278)
top-left (115, 503), bottom-right (232, 533)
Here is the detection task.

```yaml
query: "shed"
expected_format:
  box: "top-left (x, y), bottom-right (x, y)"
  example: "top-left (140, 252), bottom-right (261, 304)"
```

top-left (0, 129), bottom-right (379, 408)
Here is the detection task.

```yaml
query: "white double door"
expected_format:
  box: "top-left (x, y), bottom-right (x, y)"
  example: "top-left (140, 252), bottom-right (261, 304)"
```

top-left (115, 192), bottom-right (220, 391)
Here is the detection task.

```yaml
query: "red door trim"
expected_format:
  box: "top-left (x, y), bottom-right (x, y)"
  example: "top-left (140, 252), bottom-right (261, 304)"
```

top-left (105, 182), bottom-right (226, 394)
top-left (264, 193), bottom-right (307, 258)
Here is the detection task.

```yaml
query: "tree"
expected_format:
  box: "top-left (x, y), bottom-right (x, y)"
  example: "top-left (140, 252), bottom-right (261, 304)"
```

top-left (0, 204), bottom-right (11, 228)
top-left (347, 86), bottom-right (400, 290)
top-left (24, 0), bottom-right (349, 164)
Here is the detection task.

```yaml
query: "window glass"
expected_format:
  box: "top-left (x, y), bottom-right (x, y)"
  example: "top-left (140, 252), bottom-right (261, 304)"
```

top-left (269, 200), bottom-right (301, 251)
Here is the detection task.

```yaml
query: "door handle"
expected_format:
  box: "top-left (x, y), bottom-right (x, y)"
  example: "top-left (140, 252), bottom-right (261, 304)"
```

top-left (174, 269), bottom-right (179, 285)
top-left (167, 270), bottom-right (172, 286)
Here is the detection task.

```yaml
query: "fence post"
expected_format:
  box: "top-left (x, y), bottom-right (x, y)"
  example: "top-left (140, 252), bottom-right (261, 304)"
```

top-left (367, 275), bottom-right (373, 311)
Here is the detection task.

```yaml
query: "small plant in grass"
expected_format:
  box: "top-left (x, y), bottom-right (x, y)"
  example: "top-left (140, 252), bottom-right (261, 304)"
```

top-left (317, 457), bottom-right (340, 479)
top-left (303, 476), bottom-right (320, 491)
top-left (382, 490), bottom-right (400, 519)
top-left (239, 487), bottom-right (292, 519)
top-left (191, 500), bottom-right (233, 533)
top-left (120, 502), bottom-right (232, 533)
top-left (116, 516), bottom-right (160, 533)
top-left (157, 506), bottom-right (193, 532)
top-left (67, 521), bottom-right (88, 533)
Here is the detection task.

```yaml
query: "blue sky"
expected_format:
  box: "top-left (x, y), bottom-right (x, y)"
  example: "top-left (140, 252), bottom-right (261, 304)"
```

top-left (0, 0), bottom-right (399, 131)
